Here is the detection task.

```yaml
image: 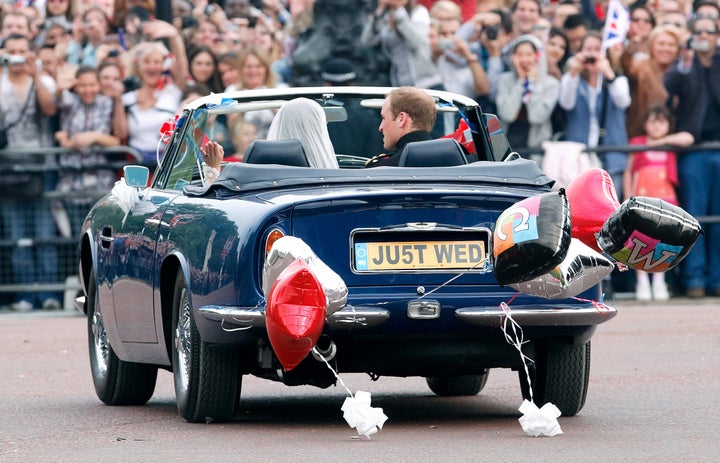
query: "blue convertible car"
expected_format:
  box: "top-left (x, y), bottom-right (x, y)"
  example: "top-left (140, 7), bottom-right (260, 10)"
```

top-left (77, 87), bottom-right (616, 423)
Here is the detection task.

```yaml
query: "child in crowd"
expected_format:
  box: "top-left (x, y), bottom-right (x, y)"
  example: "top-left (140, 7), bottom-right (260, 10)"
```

top-left (55, 66), bottom-right (121, 236)
top-left (225, 119), bottom-right (258, 162)
top-left (623, 105), bottom-right (694, 301)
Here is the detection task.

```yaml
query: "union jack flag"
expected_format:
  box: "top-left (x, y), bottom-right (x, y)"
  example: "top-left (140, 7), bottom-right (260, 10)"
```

top-left (602, 0), bottom-right (630, 51)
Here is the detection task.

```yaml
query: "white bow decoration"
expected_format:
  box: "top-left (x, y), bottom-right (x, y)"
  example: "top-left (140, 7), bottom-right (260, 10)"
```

top-left (341, 391), bottom-right (388, 439)
top-left (518, 400), bottom-right (563, 437)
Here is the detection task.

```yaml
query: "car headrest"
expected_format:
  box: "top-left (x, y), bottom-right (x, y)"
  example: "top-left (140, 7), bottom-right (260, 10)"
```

top-left (244, 139), bottom-right (310, 167)
top-left (398, 138), bottom-right (468, 167)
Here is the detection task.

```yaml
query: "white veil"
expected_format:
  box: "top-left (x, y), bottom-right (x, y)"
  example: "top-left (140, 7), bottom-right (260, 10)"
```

top-left (266, 98), bottom-right (339, 169)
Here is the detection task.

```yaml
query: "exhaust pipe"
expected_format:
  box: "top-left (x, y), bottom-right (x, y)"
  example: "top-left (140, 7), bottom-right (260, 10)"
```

top-left (312, 335), bottom-right (337, 362)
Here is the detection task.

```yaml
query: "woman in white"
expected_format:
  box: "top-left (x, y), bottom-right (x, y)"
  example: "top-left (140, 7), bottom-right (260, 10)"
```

top-left (265, 98), bottom-right (338, 169)
top-left (201, 98), bottom-right (338, 182)
top-left (121, 21), bottom-right (188, 166)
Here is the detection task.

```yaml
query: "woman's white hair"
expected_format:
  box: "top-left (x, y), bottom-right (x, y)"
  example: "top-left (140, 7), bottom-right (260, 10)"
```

top-left (267, 98), bottom-right (338, 169)
top-left (126, 41), bottom-right (170, 78)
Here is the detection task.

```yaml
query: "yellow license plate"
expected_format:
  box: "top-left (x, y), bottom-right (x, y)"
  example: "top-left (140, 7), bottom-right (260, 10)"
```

top-left (354, 240), bottom-right (487, 271)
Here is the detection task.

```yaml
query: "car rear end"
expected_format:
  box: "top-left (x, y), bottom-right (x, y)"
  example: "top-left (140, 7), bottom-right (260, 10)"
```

top-left (284, 182), bottom-right (604, 378)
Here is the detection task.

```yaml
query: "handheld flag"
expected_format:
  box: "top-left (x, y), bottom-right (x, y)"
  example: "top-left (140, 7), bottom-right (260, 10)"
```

top-left (602, 0), bottom-right (630, 52)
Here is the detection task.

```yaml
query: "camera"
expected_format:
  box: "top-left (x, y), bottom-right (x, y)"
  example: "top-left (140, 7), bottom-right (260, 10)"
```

top-left (122, 75), bottom-right (141, 93)
top-left (204, 4), bottom-right (216, 16)
top-left (584, 56), bottom-right (597, 64)
top-left (438, 38), bottom-right (454, 50)
top-left (107, 49), bottom-right (120, 58)
top-left (181, 15), bottom-right (198, 29)
top-left (484, 25), bottom-right (500, 41)
top-left (0, 54), bottom-right (26, 66)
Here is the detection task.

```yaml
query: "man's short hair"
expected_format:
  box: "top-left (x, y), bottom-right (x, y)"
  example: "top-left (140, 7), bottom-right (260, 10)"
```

top-left (1, 12), bottom-right (32, 32)
top-left (4, 33), bottom-right (32, 49)
top-left (387, 87), bottom-right (436, 133)
top-left (563, 13), bottom-right (590, 31)
top-left (511, 0), bottom-right (542, 13)
top-left (693, 1), bottom-right (720, 19)
top-left (493, 8), bottom-right (514, 34)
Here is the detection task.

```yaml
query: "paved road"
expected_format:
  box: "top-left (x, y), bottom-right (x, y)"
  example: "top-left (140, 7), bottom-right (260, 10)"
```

top-left (1, 299), bottom-right (719, 462)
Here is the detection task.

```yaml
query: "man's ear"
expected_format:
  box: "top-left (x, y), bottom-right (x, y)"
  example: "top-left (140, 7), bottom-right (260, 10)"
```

top-left (397, 111), bottom-right (411, 129)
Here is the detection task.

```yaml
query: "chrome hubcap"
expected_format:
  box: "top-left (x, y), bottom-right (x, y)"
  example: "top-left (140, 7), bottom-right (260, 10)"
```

top-left (91, 309), bottom-right (109, 376)
top-left (175, 287), bottom-right (191, 393)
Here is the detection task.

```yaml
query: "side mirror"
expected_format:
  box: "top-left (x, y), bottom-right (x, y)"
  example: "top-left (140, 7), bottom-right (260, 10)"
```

top-left (123, 165), bottom-right (150, 188)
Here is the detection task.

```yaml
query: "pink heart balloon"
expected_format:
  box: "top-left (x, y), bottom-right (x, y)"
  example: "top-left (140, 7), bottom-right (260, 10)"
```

top-left (565, 168), bottom-right (620, 252)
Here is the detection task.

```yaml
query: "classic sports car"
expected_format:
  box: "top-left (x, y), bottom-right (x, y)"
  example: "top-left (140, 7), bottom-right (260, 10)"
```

top-left (76, 87), bottom-right (616, 423)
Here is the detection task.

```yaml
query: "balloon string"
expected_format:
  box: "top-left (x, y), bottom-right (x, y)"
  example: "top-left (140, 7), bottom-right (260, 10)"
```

top-left (500, 301), bottom-right (534, 404)
top-left (571, 296), bottom-right (613, 313)
top-left (312, 346), bottom-right (353, 397)
top-left (418, 258), bottom-right (489, 299)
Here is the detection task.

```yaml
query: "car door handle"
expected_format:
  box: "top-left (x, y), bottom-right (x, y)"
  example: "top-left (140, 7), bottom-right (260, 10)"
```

top-left (100, 227), bottom-right (113, 249)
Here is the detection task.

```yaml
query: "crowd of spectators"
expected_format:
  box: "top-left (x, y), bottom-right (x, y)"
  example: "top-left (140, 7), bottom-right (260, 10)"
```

top-left (1, 0), bottom-right (719, 309)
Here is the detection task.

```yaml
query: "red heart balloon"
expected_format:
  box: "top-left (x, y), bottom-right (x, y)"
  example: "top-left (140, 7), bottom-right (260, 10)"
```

top-left (266, 259), bottom-right (327, 371)
top-left (565, 168), bottom-right (620, 252)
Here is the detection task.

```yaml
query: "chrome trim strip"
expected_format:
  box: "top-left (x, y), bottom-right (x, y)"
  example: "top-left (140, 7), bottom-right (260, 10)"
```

top-left (455, 306), bottom-right (617, 327)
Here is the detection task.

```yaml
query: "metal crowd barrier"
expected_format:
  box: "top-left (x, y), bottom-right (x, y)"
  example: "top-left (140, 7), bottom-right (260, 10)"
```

top-left (1, 142), bottom-right (718, 310)
top-left (0, 146), bottom-right (143, 310)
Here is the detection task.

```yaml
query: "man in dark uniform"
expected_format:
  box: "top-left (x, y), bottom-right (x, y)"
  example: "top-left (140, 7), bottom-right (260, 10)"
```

top-left (365, 86), bottom-right (436, 167)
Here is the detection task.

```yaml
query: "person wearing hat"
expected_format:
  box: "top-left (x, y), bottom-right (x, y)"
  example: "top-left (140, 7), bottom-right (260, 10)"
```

top-left (321, 57), bottom-right (384, 158)
top-left (495, 34), bottom-right (559, 154)
top-left (321, 57), bottom-right (357, 85)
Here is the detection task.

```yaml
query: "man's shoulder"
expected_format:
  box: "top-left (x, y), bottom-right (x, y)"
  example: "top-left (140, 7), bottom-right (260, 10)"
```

top-left (364, 152), bottom-right (400, 168)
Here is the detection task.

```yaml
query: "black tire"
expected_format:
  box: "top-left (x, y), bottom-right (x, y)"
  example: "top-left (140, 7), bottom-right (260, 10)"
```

top-left (172, 270), bottom-right (240, 423)
top-left (87, 268), bottom-right (158, 405)
top-left (426, 372), bottom-right (489, 396)
top-left (519, 339), bottom-right (591, 416)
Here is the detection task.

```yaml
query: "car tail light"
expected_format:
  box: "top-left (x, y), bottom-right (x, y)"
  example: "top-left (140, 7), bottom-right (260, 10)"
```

top-left (265, 228), bottom-right (285, 255)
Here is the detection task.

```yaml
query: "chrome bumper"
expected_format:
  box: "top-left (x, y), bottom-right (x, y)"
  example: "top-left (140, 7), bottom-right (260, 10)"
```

top-left (455, 305), bottom-right (617, 326)
top-left (198, 304), bottom-right (391, 330)
top-left (198, 303), bottom-right (615, 330)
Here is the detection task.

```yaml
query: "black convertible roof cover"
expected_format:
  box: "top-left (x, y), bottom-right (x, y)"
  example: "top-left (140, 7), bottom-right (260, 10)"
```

top-left (184, 159), bottom-right (554, 197)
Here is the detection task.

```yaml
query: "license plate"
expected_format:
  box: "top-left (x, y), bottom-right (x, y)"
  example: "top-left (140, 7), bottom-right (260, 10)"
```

top-left (354, 239), bottom-right (487, 271)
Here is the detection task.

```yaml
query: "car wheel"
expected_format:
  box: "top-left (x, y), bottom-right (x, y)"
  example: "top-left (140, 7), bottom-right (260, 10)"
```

top-left (87, 268), bottom-right (158, 405)
top-left (172, 270), bottom-right (240, 423)
top-left (426, 372), bottom-right (489, 396)
top-left (519, 339), bottom-right (591, 416)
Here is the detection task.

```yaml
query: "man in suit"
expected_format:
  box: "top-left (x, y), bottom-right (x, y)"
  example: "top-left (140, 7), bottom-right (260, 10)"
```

top-left (365, 86), bottom-right (436, 167)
